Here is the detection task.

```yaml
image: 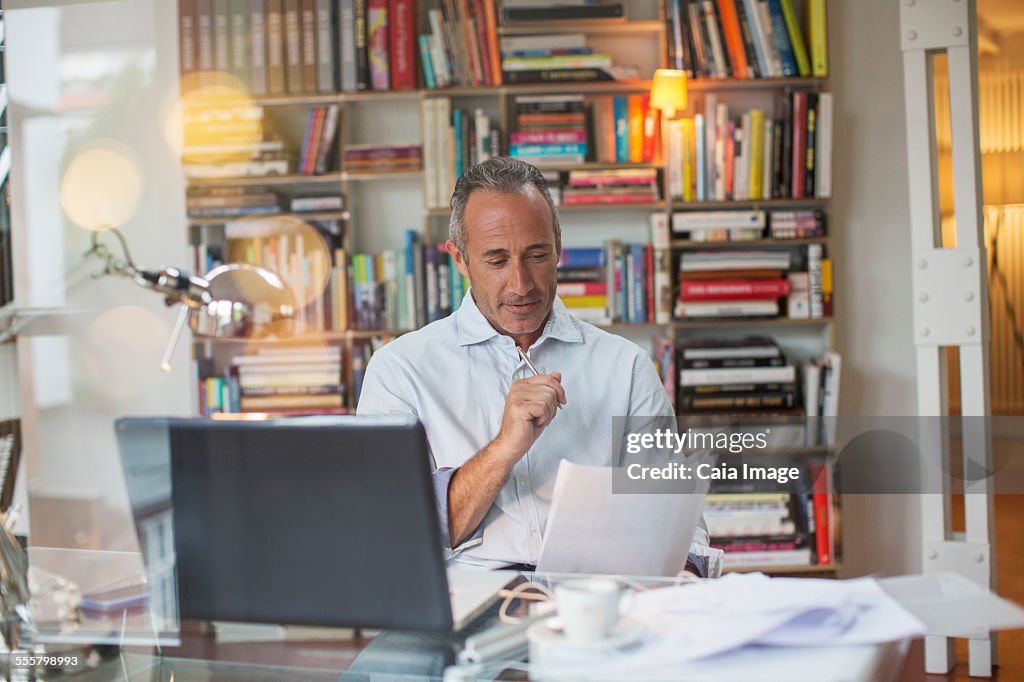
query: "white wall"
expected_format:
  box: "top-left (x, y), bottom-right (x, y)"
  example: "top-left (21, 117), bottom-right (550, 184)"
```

top-left (831, 0), bottom-right (922, 577)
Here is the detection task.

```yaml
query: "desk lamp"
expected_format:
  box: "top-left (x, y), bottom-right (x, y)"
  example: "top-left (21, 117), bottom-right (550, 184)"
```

top-left (649, 69), bottom-right (689, 180)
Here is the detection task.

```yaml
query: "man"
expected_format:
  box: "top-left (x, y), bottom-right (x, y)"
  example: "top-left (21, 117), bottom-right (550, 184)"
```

top-left (358, 157), bottom-right (710, 575)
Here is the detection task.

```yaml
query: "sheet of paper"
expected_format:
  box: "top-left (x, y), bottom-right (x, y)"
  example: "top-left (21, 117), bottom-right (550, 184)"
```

top-left (879, 571), bottom-right (1024, 637)
top-left (536, 460), bottom-right (708, 577)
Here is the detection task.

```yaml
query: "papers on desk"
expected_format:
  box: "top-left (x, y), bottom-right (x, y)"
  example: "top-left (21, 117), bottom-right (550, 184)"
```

top-left (531, 572), bottom-right (928, 680)
top-left (535, 460), bottom-right (708, 577)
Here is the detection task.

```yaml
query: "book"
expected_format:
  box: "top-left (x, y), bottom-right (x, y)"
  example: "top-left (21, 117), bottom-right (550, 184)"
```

top-left (368, 0), bottom-right (390, 90)
top-left (389, 0), bottom-right (417, 88)
top-left (502, 4), bottom-right (624, 21)
top-left (315, 0), bottom-right (336, 92)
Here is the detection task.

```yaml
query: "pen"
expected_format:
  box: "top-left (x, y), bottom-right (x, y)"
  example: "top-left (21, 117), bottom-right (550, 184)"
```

top-left (517, 347), bottom-right (563, 410)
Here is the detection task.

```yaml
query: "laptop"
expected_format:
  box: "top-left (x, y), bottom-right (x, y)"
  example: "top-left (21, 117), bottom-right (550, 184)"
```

top-left (116, 416), bottom-right (512, 632)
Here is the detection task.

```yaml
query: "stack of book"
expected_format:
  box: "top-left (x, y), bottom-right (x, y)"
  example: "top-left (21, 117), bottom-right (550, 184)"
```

top-left (178, 0), bottom-right (420, 96)
top-left (418, 0), bottom-right (502, 88)
top-left (498, 30), bottom-right (637, 84)
top-left (297, 104), bottom-right (340, 175)
top-left (510, 95), bottom-right (588, 165)
top-left (198, 345), bottom-right (345, 416)
top-left (589, 94), bottom-right (660, 164)
top-left (803, 351), bottom-right (841, 418)
top-left (676, 249), bottom-right (792, 319)
top-left (562, 168), bottom-right (660, 206)
top-left (187, 186), bottom-right (283, 219)
top-left (664, 0), bottom-right (828, 79)
top-left (769, 209), bottom-right (826, 239)
top-left (707, 491), bottom-right (816, 569)
top-left (663, 91), bottom-right (833, 201)
top-left (785, 243), bottom-right (830, 319)
top-left (677, 336), bottom-right (798, 412)
top-left (182, 106), bottom-right (290, 179)
top-left (343, 143), bottom-right (423, 174)
top-left (557, 248), bottom-right (610, 324)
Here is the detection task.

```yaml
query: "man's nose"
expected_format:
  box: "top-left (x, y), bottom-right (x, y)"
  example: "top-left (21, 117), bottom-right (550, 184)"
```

top-left (507, 259), bottom-right (532, 296)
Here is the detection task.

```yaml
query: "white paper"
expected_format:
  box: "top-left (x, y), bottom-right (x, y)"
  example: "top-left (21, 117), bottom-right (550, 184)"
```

top-left (536, 460), bottom-right (708, 577)
top-left (879, 571), bottom-right (1024, 637)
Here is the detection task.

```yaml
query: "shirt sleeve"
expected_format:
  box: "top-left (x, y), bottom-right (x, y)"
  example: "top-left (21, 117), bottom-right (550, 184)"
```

top-left (358, 352), bottom-right (483, 557)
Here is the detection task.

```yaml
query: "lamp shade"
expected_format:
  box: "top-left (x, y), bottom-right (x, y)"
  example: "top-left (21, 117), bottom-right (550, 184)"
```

top-left (649, 69), bottom-right (688, 116)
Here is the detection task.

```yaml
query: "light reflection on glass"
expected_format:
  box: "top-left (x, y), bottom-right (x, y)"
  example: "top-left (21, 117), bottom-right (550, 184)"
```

top-left (60, 142), bottom-right (142, 231)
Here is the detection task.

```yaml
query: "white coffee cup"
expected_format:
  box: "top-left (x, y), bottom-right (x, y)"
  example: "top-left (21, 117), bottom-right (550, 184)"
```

top-left (554, 577), bottom-right (633, 642)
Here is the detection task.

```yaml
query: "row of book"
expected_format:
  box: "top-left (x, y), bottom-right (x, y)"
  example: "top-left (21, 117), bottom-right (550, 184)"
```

top-left (589, 94), bottom-right (660, 164)
top-left (178, 0), bottom-right (419, 96)
top-left (420, 0), bottom-right (502, 88)
top-left (665, 91), bottom-right (833, 202)
top-left (676, 244), bottom-right (830, 320)
top-left (421, 99), bottom-right (501, 208)
top-left (562, 168), bottom-right (661, 206)
top-left (186, 185), bottom-right (345, 219)
top-left (670, 208), bottom-right (825, 241)
top-left (666, 0), bottom-right (827, 80)
top-left (556, 242), bottom-right (672, 325)
top-left (343, 231), bottom-right (472, 331)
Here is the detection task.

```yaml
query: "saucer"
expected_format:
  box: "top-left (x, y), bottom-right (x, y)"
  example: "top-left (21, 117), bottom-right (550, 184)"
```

top-left (527, 617), bottom-right (646, 651)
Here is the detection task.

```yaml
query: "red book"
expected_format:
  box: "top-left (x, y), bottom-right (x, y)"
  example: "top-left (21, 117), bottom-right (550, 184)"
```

top-left (388, 0), bottom-right (416, 89)
top-left (724, 121), bottom-right (736, 198)
top-left (561, 194), bottom-right (658, 205)
top-left (791, 91), bottom-right (808, 199)
top-left (481, 0), bottom-right (502, 85)
top-left (809, 459), bottom-right (832, 565)
top-left (473, 0), bottom-right (493, 86)
top-left (556, 282), bottom-right (608, 296)
top-left (680, 279), bottom-right (790, 301)
top-left (641, 95), bottom-right (660, 163)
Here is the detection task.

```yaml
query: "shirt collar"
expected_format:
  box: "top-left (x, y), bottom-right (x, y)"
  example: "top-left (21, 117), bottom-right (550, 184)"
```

top-left (456, 290), bottom-right (584, 347)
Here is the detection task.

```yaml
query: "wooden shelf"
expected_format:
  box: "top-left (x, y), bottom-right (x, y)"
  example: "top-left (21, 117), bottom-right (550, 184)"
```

top-left (671, 198), bottom-right (829, 209)
top-left (501, 79), bottom-right (654, 95)
top-left (186, 173), bottom-right (344, 187)
top-left (498, 19), bottom-right (664, 35)
top-left (188, 210), bottom-right (348, 225)
top-left (673, 317), bottom-right (833, 329)
top-left (671, 237), bottom-right (829, 248)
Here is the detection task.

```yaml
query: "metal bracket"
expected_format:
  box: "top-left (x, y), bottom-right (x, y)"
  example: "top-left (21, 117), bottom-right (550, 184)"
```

top-left (900, 0), bottom-right (971, 51)
top-left (912, 248), bottom-right (984, 347)
top-left (923, 539), bottom-right (992, 638)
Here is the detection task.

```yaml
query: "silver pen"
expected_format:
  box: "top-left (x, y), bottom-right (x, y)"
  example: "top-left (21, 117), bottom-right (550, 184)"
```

top-left (517, 347), bottom-right (563, 410)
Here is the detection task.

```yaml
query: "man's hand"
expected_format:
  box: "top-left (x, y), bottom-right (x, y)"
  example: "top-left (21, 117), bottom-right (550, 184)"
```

top-left (492, 372), bottom-right (567, 462)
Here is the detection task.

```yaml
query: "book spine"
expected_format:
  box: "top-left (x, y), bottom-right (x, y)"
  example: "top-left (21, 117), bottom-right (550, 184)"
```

top-left (808, 0), bottom-right (828, 76)
top-left (301, 0), bottom-right (320, 92)
top-left (791, 91), bottom-right (807, 199)
top-left (779, 0), bottom-right (810, 76)
top-left (229, 0), bottom-right (250, 86)
top-left (213, 0), bottom-right (230, 74)
top-left (716, 0), bottom-right (749, 78)
top-left (702, 0), bottom-right (730, 78)
top-left (180, 0), bottom-right (198, 85)
top-left (367, 0), bottom-right (390, 90)
top-left (354, 0), bottom-right (370, 89)
top-left (808, 243), bottom-right (824, 318)
top-left (338, 0), bottom-right (357, 90)
top-left (315, 0), bottom-right (336, 92)
top-left (389, 0), bottom-right (416, 89)
top-left (740, 0), bottom-right (770, 77)
top-left (756, 0), bottom-right (784, 76)
top-left (804, 92), bottom-right (817, 197)
top-left (197, 0), bottom-right (215, 79)
top-left (767, 0), bottom-right (797, 76)
top-left (247, 0), bottom-right (267, 95)
top-left (283, 0), bottom-right (303, 93)
top-left (815, 92), bottom-right (833, 198)
top-left (748, 109), bottom-right (765, 199)
top-left (418, 34), bottom-right (437, 88)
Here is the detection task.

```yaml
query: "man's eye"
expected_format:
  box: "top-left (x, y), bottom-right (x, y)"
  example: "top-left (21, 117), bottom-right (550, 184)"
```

top-left (487, 260), bottom-right (507, 267)
top-left (529, 253), bottom-right (548, 261)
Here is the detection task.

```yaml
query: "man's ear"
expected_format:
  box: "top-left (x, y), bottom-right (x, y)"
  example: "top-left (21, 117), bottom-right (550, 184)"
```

top-left (446, 240), bottom-right (470, 278)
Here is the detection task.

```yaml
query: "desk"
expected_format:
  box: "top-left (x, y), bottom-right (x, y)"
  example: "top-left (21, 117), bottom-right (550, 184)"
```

top-left (31, 572), bottom-right (913, 681)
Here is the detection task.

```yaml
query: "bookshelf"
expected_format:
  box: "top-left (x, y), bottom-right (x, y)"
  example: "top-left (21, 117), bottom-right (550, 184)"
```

top-left (177, 0), bottom-right (838, 576)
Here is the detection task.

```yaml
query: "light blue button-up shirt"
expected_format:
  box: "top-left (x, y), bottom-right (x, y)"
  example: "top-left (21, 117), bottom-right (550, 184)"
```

top-left (357, 291), bottom-right (709, 570)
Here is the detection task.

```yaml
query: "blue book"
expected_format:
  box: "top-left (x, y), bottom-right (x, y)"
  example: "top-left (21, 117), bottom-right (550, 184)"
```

top-left (613, 96), bottom-right (629, 162)
top-left (510, 143), bottom-right (587, 156)
top-left (502, 47), bottom-right (594, 58)
top-left (630, 244), bottom-right (646, 323)
top-left (418, 35), bottom-right (436, 88)
top-left (767, 0), bottom-right (799, 77)
top-left (453, 109), bottom-right (464, 178)
top-left (558, 248), bottom-right (605, 268)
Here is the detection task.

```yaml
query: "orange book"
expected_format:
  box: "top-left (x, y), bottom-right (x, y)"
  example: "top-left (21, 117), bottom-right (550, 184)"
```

top-left (716, 0), bottom-right (749, 79)
top-left (627, 95), bottom-right (644, 163)
top-left (481, 0), bottom-right (502, 84)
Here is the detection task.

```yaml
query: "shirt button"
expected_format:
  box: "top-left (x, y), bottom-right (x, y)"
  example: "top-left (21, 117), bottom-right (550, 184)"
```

top-left (530, 525), bottom-right (537, 535)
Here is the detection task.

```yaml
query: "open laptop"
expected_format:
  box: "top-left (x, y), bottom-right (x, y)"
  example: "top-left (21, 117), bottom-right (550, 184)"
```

top-left (115, 416), bottom-right (512, 633)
